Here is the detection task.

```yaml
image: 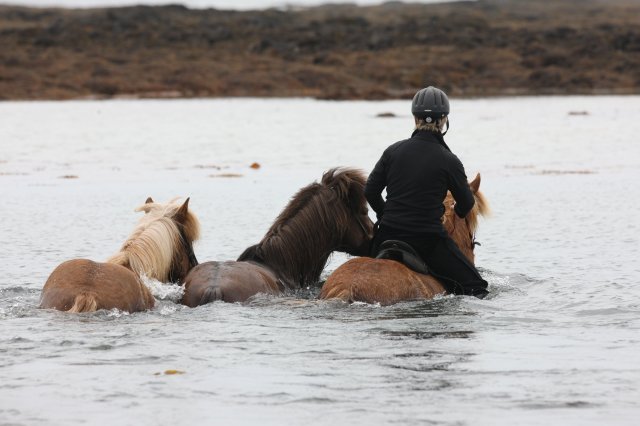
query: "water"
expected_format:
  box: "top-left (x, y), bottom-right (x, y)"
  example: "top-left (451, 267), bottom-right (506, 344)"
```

top-left (1, 0), bottom-right (464, 11)
top-left (1, 96), bottom-right (639, 425)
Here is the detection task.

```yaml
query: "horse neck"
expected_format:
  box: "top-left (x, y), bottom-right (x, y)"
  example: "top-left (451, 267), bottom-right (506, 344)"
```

top-left (106, 251), bottom-right (131, 269)
top-left (456, 229), bottom-right (475, 264)
top-left (445, 213), bottom-right (476, 265)
top-left (256, 229), bottom-right (337, 289)
top-left (247, 191), bottom-right (344, 288)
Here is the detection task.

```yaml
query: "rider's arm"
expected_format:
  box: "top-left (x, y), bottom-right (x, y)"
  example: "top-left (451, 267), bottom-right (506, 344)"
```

top-left (364, 153), bottom-right (387, 218)
top-left (448, 154), bottom-right (475, 218)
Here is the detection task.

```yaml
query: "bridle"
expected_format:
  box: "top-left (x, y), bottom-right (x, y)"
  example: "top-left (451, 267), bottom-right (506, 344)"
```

top-left (448, 210), bottom-right (479, 252)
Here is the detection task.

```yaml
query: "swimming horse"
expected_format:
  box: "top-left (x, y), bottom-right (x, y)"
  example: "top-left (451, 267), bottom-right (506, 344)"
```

top-left (180, 168), bottom-right (374, 306)
top-left (319, 174), bottom-right (489, 305)
top-left (40, 197), bottom-right (200, 313)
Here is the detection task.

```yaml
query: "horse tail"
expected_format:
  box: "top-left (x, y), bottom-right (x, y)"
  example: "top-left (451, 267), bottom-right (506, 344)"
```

top-left (68, 292), bottom-right (98, 313)
top-left (319, 280), bottom-right (351, 302)
top-left (200, 286), bottom-right (224, 305)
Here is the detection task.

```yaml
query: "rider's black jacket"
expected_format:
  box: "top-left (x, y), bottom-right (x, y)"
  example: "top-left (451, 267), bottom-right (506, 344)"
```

top-left (365, 129), bottom-right (475, 236)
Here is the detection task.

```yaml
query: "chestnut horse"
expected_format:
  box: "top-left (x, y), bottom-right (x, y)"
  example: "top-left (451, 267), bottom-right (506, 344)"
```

top-left (40, 197), bottom-right (200, 313)
top-left (319, 174), bottom-right (489, 305)
top-left (181, 168), bottom-right (374, 307)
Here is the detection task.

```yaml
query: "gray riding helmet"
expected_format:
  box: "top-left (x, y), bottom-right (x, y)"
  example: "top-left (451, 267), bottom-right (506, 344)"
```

top-left (411, 86), bottom-right (450, 120)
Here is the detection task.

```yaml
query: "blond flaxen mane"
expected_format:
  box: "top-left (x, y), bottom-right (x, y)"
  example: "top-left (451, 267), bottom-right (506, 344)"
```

top-left (107, 198), bottom-right (200, 282)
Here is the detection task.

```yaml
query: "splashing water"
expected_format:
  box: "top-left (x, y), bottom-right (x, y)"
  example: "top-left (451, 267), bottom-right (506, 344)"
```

top-left (141, 275), bottom-right (185, 303)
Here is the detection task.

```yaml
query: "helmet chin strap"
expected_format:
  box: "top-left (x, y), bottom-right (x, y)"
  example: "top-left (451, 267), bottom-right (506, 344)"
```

top-left (441, 117), bottom-right (450, 136)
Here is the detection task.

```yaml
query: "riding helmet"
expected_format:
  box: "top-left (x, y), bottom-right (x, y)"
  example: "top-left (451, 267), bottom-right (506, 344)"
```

top-left (411, 86), bottom-right (450, 120)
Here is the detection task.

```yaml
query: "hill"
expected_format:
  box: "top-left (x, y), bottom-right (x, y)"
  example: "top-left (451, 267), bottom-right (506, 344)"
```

top-left (0, 0), bottom-right (639, 100)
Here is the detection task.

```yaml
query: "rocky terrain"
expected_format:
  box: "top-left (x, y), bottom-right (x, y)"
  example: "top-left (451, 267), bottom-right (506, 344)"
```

top-left (0, 0), bottom-right (639, 100)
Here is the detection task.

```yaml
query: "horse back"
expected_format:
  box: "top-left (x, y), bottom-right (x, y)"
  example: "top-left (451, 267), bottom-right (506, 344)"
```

top-left (181, 261), bottom-right (281, 306)
top-left (40, 259), bottom-right (154, 313)
top-left (320, 257), bottom-right (446, 305)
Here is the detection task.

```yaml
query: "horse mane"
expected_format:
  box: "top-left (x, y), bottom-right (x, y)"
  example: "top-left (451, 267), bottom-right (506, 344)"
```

top-left (238, 167), bottom-right (367, 288)
top-left (107, 198), bottom-right (200, 282)
top-left (466, 189), bottom-right (490, 235)
top-left (441, 187), bottom-right (490, 264)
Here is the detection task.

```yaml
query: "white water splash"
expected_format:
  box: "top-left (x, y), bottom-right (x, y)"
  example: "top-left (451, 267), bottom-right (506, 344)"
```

top-left (141, 275), bottom-right (185, 303)
top-left (105, 308), bottom-right (130, 318)
top-left (351, 301), bottom-right (382, 308)
top-left (158, 304), bottom-right (179, 316)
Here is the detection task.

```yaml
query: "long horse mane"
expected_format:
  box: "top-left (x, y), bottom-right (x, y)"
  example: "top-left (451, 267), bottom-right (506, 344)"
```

top-left (443, 190), bottom-right (490, 234)
top-left (442, 184), bottom-right (490, 263)
top-left (467, 189), bottom-right (490, 234)
top-left (107, 198), bottom-right (200, 282)
top-left (238, 167), bottom-right (367, 288)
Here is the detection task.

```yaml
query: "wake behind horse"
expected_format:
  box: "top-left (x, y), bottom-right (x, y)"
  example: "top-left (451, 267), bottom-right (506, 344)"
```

top-left (319, 174), bottom-right (489, 305)
top-left (40, 197), bottom-right (200, 313)
top-left (180, 168), bottom-right (374, 307)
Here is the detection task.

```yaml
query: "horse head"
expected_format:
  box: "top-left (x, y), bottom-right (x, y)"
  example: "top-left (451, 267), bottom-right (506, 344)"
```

top-left (166, 198), bottom-right (200, 282)
top-left (321, 167), bottom-right (375, 257)
top-left (442, 173), bottom-right (490, 264)
top-left (109, 197), bottom-right (200, 283)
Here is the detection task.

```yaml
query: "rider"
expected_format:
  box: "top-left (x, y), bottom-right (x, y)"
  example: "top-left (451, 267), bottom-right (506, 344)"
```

top-left (364, 86), bottom-right (489, 299)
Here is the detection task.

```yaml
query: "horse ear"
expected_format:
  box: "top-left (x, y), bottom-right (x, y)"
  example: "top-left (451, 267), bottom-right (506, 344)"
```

top-left (174, 197), bottom-right (190, 223)
top-left (141, 197), bottom-right (154, 213)
top-left (469, 173), bottom-right (481, 194)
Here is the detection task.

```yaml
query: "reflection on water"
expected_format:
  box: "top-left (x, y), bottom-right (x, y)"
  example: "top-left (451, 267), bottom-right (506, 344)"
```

top-left (1, 97), bottom-right (640, 425)
top-left (382, 330), bottom-right (474, 340)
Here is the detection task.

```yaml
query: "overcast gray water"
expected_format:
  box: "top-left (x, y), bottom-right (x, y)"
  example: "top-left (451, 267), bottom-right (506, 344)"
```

top-left (1, 97), bottom-right (639, 425)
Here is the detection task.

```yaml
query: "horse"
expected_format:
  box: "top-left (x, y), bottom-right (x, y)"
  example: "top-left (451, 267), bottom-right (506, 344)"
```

top-left (180, 168), bottom-right (374, 307)
top-left (319, 173), bottom-right (489, 305)
top-left (39, 197), bottom-right (200, 313)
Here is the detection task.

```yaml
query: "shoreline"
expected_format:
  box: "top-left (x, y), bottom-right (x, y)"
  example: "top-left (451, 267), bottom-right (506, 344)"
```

top-left (3, 92), bottom-right (639, 105)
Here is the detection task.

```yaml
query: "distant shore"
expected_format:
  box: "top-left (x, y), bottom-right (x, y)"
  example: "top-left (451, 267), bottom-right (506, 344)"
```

top-left (1, 0), bottom-right (639, 101)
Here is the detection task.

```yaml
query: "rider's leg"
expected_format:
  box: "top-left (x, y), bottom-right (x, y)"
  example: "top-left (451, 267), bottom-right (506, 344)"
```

top-left (419, 236), bottom-right (489, 298)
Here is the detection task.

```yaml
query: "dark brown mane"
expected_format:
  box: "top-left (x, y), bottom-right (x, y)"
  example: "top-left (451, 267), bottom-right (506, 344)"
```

top-left (237, 167), bottom-right (367, 288)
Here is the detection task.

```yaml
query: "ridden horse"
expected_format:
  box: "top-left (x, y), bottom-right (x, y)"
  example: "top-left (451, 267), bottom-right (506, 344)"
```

top-left (180, 168), bottom-right (374, 306)
top-left (319, 174), bottom-right (489, 305)
top-left (40, 197), bottom-right (200, 313)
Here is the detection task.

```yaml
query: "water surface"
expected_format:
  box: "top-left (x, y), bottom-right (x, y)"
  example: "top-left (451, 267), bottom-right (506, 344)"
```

top-left (1, 96), bottom-right (639, 425)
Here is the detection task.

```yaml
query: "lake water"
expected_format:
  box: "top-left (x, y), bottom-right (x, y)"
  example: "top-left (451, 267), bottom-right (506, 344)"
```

top-left (1, 96), bottom-right (639, 425)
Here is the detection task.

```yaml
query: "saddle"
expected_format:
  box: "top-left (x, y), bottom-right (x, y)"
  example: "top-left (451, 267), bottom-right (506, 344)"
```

top-left (375, 240), bottom-right (429, 275)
